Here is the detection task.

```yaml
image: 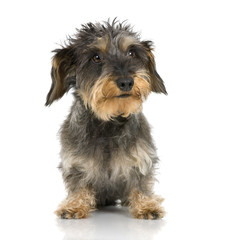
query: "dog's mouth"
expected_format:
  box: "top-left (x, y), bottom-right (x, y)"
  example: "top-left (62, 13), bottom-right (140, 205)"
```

top-left (117, 94), bottom-right (131, 98)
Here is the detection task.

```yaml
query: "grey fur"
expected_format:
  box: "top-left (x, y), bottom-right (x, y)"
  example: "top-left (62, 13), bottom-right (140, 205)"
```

top-left (60, 98), bottom-right (158, 205)
top-left (46, 19), bottom-right (167, 207)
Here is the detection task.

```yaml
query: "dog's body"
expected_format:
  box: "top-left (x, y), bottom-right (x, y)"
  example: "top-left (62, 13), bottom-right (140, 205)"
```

top-left (46, 20), bottom-right (166, 219)
top-left (60, 98), bottom-right (157, 206)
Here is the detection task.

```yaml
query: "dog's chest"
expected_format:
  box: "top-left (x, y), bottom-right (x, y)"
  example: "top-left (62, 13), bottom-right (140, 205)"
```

top-left (77, 138), bottom-right (154, 184)
top-left (61, 113), bottom-right (156, 186)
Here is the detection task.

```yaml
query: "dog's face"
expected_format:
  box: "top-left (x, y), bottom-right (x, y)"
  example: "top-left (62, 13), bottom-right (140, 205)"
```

top-left (46, 20), bottom-right (167, 121)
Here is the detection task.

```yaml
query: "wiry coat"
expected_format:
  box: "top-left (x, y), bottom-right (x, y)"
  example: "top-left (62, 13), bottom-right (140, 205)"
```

top-left (60, 97), bottom-right (158, 206)
top-left (46, 19), bottom-right (167, 219)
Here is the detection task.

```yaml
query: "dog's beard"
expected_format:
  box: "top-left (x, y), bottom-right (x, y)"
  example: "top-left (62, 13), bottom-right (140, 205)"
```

top-left (79, 71), bottom-right (151, 121)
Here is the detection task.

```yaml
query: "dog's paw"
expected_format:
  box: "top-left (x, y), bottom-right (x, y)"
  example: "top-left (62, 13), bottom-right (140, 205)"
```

top-left (56, 207), bottom-right (89, 219)
top-left (55, 189), bottom-right (96, 219)
top-left (134, 205), bottom-right (165, 220)
top-left (129, 191), bottom-right (166, 220)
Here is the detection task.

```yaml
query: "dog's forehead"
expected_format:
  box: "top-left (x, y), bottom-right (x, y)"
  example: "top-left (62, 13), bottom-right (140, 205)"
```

top-left (93, 36), bottom-right (109, 52)
top-left (91, 33), bottom-right (139, 54)
top-left (117, 34), bottom-right (139, 51)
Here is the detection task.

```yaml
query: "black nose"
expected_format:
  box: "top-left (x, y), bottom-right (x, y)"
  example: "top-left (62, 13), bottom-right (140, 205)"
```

top-left (116, 77), bottom-right (134, 91)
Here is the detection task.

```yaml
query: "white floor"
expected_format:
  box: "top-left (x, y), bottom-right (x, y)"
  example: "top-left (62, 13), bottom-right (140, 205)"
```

top-left (56, 206), bottom-right (165, 240)
top-left (3, 201), bottom-right (237, 240)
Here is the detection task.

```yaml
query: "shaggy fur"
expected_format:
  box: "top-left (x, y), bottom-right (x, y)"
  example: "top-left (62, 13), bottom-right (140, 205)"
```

top-left (55, 188), bottom-right (96, 219)
top-left (46, 19), bottom-right (167, 220)
top-left (129, 189), bottom-right (165, 219)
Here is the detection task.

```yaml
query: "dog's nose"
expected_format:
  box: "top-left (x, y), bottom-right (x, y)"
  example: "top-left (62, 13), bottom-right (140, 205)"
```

top-left (116, 77), bottom-right (134, 91)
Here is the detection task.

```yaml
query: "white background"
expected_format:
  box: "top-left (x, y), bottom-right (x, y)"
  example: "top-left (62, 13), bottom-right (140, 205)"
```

top-left (0, 0), bottom-right (240, 239)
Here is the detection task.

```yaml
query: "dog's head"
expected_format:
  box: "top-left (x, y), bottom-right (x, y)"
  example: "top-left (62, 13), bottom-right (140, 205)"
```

top-left (46, 20), bottom-right (167, 121)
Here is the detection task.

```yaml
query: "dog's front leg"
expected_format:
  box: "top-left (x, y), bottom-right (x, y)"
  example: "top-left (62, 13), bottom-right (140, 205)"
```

top-left (128, 189), bottom-right (165, 220)
top-left (55, 188), bottom-right (96, 219)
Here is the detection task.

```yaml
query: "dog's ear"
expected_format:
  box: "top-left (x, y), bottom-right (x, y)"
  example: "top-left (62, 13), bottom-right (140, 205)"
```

top-left (45, 47), bottom-right (76, 106)
top-left (141, 41), bottom-right (167, 94)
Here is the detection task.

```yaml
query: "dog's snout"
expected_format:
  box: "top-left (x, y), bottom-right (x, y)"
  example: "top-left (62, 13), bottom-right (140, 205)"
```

top-left (116, 77), bottom-right (134, 91)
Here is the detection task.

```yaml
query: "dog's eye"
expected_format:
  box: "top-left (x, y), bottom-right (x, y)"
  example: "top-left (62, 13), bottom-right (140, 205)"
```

top-left (128, 49), bottom-right (135, 58)
top-left (92, 54), bottom-right (102, 63)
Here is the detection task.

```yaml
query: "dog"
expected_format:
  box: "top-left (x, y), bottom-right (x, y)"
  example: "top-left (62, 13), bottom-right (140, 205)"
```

top-left (46, 19), bottom-right (167, 220)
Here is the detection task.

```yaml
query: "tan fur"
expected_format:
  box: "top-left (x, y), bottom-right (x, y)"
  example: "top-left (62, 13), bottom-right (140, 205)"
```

top-left (49, 53), bottom-right (76, 105)
top-left (129, 189), bottom-right (165, 219)
top-left (52, 57), bottom-right (59, 69)
top-left (55, 188), bottom-right (96, 219)
top-left (50, 57), bottom-right (64, 103)
top-left (96, 36), bottom-right (109, 53)
top-left (119, 35), bottom-right (139, 51)
top-left (80, 71), bottom-right (151, 121)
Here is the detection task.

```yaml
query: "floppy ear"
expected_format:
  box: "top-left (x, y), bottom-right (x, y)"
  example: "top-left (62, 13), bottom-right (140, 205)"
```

top-left (141, 41), bottom-right (167, 94)
top-left (45, 47), bottom-right (76, 106)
